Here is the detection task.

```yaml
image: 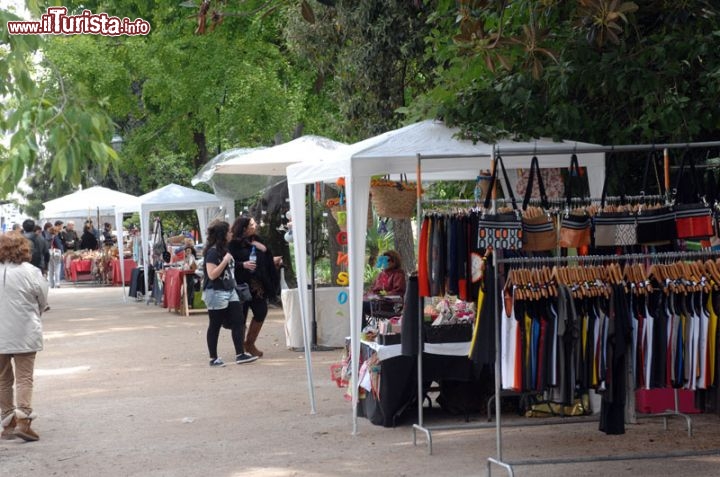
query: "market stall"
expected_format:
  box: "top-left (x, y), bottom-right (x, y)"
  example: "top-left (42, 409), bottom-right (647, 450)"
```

top-left (285, 119), bottom-right (606, 430)
top-left (118, 183), bottom-right (232, 300)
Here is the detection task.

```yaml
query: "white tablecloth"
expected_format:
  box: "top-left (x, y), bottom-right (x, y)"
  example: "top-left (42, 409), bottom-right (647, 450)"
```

top-left (281, 287), bottom-right (349, 348)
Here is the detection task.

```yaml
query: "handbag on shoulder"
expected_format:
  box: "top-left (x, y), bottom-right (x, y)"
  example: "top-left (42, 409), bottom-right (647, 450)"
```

top-left (476, 155), bottom-right (523, 251)
top-left (521, 156), bottom-right (557, 252)
top-left (558, 154), bottom-right (591, 248)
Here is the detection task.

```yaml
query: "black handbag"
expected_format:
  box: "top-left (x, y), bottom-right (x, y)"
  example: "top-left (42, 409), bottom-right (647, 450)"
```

top-left (636, 150), bottom-right (676, 245)
top-left (235, 282), bottom-right (252, 302)
top-left (476, 155), bottom-right (523, 250)
top-left (152, 219), bottom-right (171, 263)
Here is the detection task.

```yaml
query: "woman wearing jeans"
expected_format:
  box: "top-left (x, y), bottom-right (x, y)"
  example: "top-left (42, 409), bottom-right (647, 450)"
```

top-left (0, 232), bottom-right (49, 441)
top-left (202, 220), bottom-right (257, 367)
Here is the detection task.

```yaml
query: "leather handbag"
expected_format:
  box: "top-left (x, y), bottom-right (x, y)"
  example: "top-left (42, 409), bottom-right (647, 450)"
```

top-left (558, 154), bottom-right (591, 248)
top-left (672, 151), bottom-right (713, 240)
top-left (592, 158), bottom-right (637, 247)
top-left (476, 155), bottom-right (523, 251)
top-left (636, 150), bottom-right (677, 245)
top-left (521, 156), bottom-right (557, 251)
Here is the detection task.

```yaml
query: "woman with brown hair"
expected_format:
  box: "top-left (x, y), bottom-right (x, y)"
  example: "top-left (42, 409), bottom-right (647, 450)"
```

top-left (0, 232), bottom-right (49, 441)
top-left (229, 216), bottom-right (280, 358)
top-left (201, 220), bottom-right (258, 366)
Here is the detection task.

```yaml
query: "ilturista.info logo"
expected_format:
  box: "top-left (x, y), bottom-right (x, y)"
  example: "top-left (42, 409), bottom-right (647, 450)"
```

top-left (7, 7), bottom-right (151, 36)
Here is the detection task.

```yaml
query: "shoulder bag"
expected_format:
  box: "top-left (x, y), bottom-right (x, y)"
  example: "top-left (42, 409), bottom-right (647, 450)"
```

top-left (636, 150), bottom-right (677, 245)
top-left (476, 155), bottom-right (523, 251)
top-left (558, 154), bottom-right (592, 248)
top-left (592, 157), bottom-right (638, 247)
top-left (521, 156), bottom-right (557, 251)
top-left (672, 150), bottom-right (713, 240)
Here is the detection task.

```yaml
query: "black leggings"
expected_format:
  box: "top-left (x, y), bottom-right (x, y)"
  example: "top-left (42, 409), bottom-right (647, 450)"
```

top-left (243, 296), bottom-right (268, 324)
top-left (207, 301), bottom-right (245, 359)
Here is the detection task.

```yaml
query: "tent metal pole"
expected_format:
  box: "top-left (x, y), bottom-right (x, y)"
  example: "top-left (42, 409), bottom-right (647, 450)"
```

top-left (308, 184), bottom-right (318, 348)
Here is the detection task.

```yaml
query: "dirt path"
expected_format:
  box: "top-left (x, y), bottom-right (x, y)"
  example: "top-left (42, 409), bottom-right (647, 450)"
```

top-left (2, 286), bottom-right (720, 476)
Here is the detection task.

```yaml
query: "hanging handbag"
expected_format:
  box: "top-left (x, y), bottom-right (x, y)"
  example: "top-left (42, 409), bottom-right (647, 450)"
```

top-left (521, 156), bottom-right (557, 251)
top-left (592, 156), bottom-right (638, 247)
top-left (636, 150), bottom-right (677, 245)
top-left (558, 154), bottom-right (591, 248)
top-left (672, 150), bottom-right (714, 240)
top-left (476, 155), bottom-right (523, 250)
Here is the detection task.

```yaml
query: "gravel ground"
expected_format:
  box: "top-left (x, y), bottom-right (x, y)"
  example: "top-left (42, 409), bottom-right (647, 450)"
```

top-left (2, 286), bottom-right (720, 477)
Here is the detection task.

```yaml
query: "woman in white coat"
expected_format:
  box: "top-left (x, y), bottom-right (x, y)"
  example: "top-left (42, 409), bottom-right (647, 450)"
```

top-left (0, 232), bottom-right (48, 441)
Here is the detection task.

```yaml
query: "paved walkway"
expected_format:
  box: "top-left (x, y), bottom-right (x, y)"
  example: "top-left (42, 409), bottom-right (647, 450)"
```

top-left (2, 286), bottom-right (720, 476)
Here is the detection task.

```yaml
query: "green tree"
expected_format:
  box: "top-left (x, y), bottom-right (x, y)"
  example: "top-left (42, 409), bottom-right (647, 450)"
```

top-left (0, 8), bottom-right (118, 197)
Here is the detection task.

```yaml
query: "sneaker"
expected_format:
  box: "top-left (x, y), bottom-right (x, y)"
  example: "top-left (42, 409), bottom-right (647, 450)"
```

top-left (235, 353), bottom-right (259, 365)
top-left (209, 358), bottom-right (225, 367)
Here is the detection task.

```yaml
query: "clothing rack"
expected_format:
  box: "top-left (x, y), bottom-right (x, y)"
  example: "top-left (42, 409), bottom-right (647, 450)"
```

top-left (487, 248), bottom-right (717, 477)
top-left (410, 141), bottom-right (720, 461)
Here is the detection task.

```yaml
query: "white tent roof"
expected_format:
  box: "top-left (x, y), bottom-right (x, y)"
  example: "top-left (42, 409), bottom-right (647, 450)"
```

top-left (214, 135), bottom-right (346, 176)
top-left (285, 119), bottom-right (607, 432)
top-left (41, 186), bottom-right (140, 220)
top-left (288, 119), bottom-right (605, 195)
top-left (192, 136), bottom-right (346, 200)
top-left (118, 184), bottom-right (232, 298)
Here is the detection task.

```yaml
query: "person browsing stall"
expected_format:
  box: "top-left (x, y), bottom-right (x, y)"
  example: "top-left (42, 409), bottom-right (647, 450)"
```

top-left (202, 220), bottom-right (258, 367)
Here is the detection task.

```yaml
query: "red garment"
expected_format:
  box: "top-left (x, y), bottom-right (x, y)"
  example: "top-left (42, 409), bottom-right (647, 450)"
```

top-left (417, 217), bottom-right (430, 297)
top-left (371, 268), bottom-right (406, 296)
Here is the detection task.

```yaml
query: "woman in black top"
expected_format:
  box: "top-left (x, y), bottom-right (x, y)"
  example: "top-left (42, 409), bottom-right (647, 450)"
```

top-left (79, 223), bottom-right (98, 250)
top-left (229, 216), bottom-right (279, 358)
top-left (202, 220), bottom-right (257, 367)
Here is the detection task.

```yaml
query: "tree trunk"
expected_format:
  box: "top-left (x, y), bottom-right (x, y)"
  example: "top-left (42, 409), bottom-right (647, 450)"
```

top-left (393, 218), bottom-right (416, 274)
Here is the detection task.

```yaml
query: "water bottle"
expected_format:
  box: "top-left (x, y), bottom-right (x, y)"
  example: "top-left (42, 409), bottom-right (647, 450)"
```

top-left (249, 245), bottom-right (257, 273)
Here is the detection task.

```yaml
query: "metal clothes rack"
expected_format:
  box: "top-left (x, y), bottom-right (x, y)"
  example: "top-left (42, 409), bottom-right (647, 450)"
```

top-left (409, 139), bottom-right (720, 460)
top-left (487, 249), bottom-right (717, 477)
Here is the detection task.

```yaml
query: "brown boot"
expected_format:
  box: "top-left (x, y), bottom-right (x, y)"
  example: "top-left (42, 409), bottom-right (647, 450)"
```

top-left (244, 319), bottom-right (264, 357)
top-left (14, 409), bottom-right (39, 442)
top-left (1, 413), bottom-right (16, 440)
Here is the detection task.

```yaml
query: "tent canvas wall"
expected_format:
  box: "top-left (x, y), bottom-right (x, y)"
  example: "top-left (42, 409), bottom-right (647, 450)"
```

top-left (285, 119), bottom-right (606, 432)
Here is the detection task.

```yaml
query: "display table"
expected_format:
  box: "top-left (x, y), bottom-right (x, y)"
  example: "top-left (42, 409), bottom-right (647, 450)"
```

top-left (161, 268), bottom-right (204, 316)
top-left (109, 258), bottom-right (137, 285)
top-left (69, 259), bottom-right (94, 282)
top-left (357, 340), bottom-right (476, 427)
top-left (281, 286), bottom-right (349, 349)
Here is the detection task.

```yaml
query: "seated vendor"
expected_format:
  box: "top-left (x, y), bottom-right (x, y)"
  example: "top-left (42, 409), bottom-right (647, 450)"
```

top-left (363, 250), bottom-right (406, 319)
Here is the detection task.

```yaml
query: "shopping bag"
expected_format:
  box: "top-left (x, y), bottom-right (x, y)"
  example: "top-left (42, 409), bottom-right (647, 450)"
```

top-left (672, 151), bottom-right (713, 240)
top-left (521, 156), bottom-right (557, 251)
top-left (476, 155), bottom-right (523, 250)
top-left (558, 154), bottom-right (591, 248)
top-left (636, 205), bottom-right (677, 244)
top-left (591, 160), bottom-right (637, 247)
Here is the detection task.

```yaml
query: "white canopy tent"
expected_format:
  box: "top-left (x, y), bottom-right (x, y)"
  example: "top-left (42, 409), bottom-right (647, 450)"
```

top-left (116, 184), bottom-right (232, 298)
top-left (285, 119), bottom-right (606, 432)
top-left (41, 186), bottom-right (140, 223)
top-left (192, 136), bottom-right (347, 200)
top-left (42, 186), bottom-right (141, 300)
